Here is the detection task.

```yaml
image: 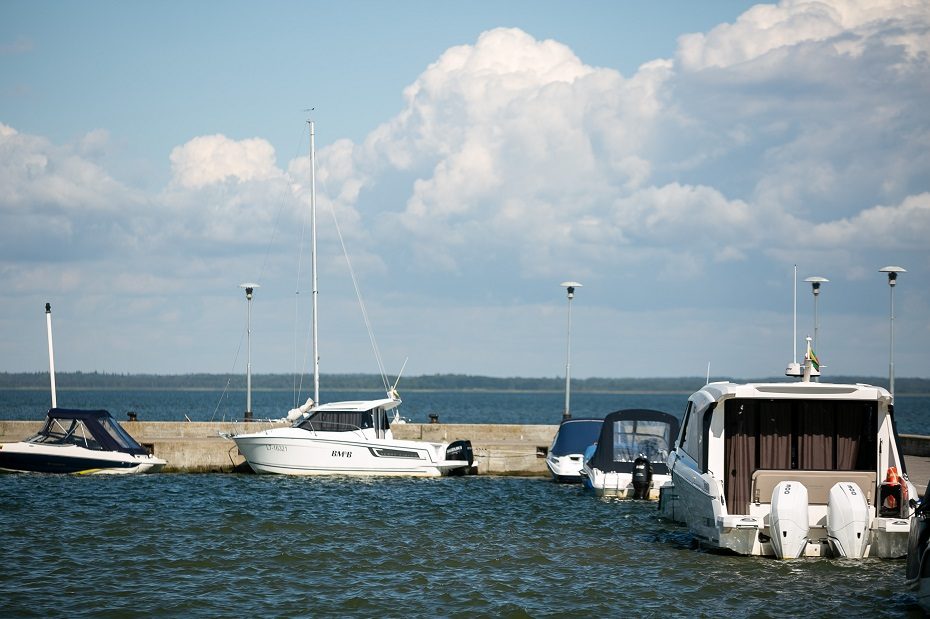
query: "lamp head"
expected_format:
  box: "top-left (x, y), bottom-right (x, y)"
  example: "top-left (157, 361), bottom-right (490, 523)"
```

top-left (240, 282), bottom-right (260, 300)
top-left (804, 276), bottom-right (829, 296)
top-left (560, 281), bottom-right (582, 299)
top-left (879, 266), bottom-right (905, 287)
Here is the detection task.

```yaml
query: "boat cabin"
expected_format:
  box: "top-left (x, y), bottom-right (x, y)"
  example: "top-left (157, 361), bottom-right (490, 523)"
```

top-left (294, 398), bottom-right (401, 438)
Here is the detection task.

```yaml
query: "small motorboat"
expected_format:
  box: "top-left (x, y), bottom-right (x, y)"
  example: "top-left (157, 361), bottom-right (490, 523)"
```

top-left (580, 408), bottom-right (679, 499)
top-left (0, 408), bottom-right (166, 474)
top-left (906, 485), bottom-right (930, 611)
top-left (545, 417), bottom-right (603, 482)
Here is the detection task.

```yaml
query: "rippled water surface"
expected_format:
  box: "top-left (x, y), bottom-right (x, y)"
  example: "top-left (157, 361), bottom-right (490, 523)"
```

top-left (1, 474), bottom-right (924, 617)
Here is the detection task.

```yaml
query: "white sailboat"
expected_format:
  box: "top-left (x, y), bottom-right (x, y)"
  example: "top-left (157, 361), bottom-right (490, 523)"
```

top-left (231, 120), bottom-right (473, 477)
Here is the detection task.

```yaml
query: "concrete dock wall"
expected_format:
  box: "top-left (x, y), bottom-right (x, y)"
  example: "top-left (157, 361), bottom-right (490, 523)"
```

top-left (2, 421), bottom-right (928, 479)
top-left (0, 421), bottom-right (559, 475)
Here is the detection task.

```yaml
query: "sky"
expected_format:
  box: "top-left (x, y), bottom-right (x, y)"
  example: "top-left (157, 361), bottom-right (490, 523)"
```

top-left (2, 0), bottom-right (929, 382)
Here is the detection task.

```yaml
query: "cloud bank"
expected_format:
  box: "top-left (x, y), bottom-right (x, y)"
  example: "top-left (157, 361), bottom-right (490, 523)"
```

top-left (2, 0), bottom-right (929, 377)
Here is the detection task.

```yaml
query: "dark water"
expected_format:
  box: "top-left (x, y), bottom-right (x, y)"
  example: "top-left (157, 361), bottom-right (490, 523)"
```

top-left (1, 388), bottom-right (927, 435)
top-left (0, 474), bottom-right (924, 617)
top-left (1, 389), bottom-right (928, 616)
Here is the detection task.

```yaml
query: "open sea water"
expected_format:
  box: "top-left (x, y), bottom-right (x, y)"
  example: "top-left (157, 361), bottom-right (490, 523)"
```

top-left (2, 389), bottom-right (928, 617)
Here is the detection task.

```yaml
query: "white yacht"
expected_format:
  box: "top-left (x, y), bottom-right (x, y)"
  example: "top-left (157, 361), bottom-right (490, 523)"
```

top-left (230, 120), bottom-right (473, 477)
top-left (0, 408), bottom-right (166, 475)
top-left (666, 356), bottom-right (916, 559)
top-left (580, 409), bottom-right (679, 499)
top-left (233, 398), bottom-right (472, 476)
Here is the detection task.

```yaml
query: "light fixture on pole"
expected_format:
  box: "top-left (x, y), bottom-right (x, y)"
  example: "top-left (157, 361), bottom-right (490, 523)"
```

top-left (879, 266), bottom-right (905, 398)
top-left (560, 281), bottom-right (582, 421)
top-left (803, 276), bottom-right (828, 352)
top-left (240, 282), bottom-right (260, 421)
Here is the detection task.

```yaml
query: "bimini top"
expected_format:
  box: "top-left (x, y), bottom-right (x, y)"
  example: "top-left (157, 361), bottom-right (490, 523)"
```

top-left (587, 409), bottom-right (680, 474)
top-left (550, 417), bottom-right (603, 457)
top-left (311, 398), bottom-right (401, 413)
top-left (27, 408), bottom-right (149, 456)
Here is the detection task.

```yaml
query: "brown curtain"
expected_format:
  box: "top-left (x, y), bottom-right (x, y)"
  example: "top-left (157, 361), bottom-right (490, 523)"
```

top-left (835, 403), bottom-right (869, 470)
top-left (798, 401), bottom-right (835, 469)
top-left (725, 400), bottom-right (756, 514)
top-left (759, 400), bottom-right (792, 469)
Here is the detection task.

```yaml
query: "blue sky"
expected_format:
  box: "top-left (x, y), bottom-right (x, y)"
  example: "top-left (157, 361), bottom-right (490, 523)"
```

top-left (2, 0), bottom-right (929, 380)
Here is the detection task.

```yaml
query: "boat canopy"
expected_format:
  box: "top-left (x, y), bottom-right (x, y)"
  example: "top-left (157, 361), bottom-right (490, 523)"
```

top-left (587, 409), bottom-right (680, 475)
top-left (27, 409), bottom-right (149, 456)
top-left (550, 418), bottom-right (603, 457)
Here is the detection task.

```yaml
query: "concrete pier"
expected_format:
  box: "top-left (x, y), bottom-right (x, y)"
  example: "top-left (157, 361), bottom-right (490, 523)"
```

top-left (0, 420), bottom-right (927, 490)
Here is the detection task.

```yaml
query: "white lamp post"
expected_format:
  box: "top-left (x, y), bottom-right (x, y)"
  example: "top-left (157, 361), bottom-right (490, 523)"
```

top-left (560, 281), bottom-right (582, 420)
top-left (240, 282), bottom-right (260, 421)
top-left (879, 266), bottom-right (905, 398)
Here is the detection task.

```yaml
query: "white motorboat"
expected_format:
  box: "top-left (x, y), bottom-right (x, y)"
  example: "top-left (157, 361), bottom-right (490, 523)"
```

top-left (666, 352), bottom-right (917, 559)
top-left (580, 409), bottom-right (679, 499)
top-left (233, 398), bottom-right (473, 476)
top-left (231, 120), bottom-right (473, 477)
top-left (546, 417), bottom-right (603, 483)
top-left (0, 408), bottom-right (166, 474)
top-left (906, 485), bottom-right (930, 611)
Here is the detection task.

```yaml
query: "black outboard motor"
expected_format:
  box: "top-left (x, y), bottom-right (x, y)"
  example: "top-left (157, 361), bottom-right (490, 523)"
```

top-left (445, 440), bottom-right (474, 476)
top-left (632, 453), bottom-right (653, 500)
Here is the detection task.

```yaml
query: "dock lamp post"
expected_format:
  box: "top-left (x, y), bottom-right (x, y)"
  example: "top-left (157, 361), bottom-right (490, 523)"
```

top-left (560, 281), bottom-right (582, 421)
top-left (879, 266), bottom-right (905, 398)
top-left (240, 282), bottom-right (260, 421)
top-left (803, 276), bottom-right (829, 353)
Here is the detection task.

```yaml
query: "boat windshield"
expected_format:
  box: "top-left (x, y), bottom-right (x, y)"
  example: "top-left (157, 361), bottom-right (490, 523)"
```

top-left (28, 418), bottom-right (103, 451)
top-left (551, 420), bottom-right (603, 456)
top-left (612, 419), bottom-right (672, 463)
top-left (296, 407), bottom-right (392, 433)
top-left (97, 415), bottom-right (145, 450)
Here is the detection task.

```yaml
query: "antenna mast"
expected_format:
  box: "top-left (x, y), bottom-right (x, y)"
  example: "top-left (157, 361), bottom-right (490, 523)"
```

top-left (45, 303), bottom-right (57, 409)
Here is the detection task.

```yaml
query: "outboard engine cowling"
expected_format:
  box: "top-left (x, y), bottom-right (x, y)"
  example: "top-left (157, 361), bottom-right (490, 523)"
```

top-left (827, 482), bottom-right (870, 558)
top-left (632, 454), bottom-right (653, 500)
top-left (770, 480), bottom-right (810, 560)
top-left (445, 440), bottom-right (473, 465)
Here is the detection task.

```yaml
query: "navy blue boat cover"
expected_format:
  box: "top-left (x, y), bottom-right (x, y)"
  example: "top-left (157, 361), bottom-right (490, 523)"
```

top-left (587, 409), bottom-right (680, 475)
top-left (39, 408), bottom-right (149, 455)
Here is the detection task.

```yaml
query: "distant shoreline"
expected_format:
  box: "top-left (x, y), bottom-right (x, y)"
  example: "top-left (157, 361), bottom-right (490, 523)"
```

top-left (2, 372), bottom-right (929, 395)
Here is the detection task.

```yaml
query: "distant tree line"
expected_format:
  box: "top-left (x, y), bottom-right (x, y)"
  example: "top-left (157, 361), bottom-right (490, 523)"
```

top-left (1, 371), bottom-right (928, 394)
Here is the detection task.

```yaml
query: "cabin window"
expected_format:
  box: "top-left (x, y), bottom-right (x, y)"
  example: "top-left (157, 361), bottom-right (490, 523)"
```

top-left (297, 410), bottom-right (372, 432)
top-left (723, 398), bottom-right (877, 513)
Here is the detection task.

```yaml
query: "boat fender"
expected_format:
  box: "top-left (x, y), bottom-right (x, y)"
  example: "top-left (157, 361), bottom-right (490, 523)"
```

top-left (632, 454), bottom-right (653, 500)
top-left (880, 466), bottom-right (908, 518)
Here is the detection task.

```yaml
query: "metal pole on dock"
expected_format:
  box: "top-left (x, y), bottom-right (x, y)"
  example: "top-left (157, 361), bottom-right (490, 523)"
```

top-left (45, 302), bottom-right (57, 409)
top-left (560, 281), bottom-right (581, 420)
top-left (240, 283), bottom-right (259, 421)
top-left (880, 266), bottom-right (905, 398)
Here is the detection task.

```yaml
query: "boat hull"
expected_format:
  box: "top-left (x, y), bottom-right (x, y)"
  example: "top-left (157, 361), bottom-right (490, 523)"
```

top-left (0, 442), bottom-right (166, 474)
top-left (232, 430), bottom-right (469, 477)
top-left (581, 466), bottom-right (672, 499)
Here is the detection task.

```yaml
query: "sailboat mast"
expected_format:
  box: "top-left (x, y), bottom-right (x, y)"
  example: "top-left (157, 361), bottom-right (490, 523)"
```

top-left (45, 302), bottom-right (57, 409)
top-left (309, 120), bottom-right (320, 405)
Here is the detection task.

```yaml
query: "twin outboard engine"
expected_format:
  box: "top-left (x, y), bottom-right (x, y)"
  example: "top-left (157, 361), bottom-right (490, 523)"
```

top-left (632, 454), bottom-right (653, 500)
top-left (770, 480), bottom-right (810, 559)
top-left (827, 482), bottom-right (870, 558)
top-left (445, 440), bottom-right (474, 476)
